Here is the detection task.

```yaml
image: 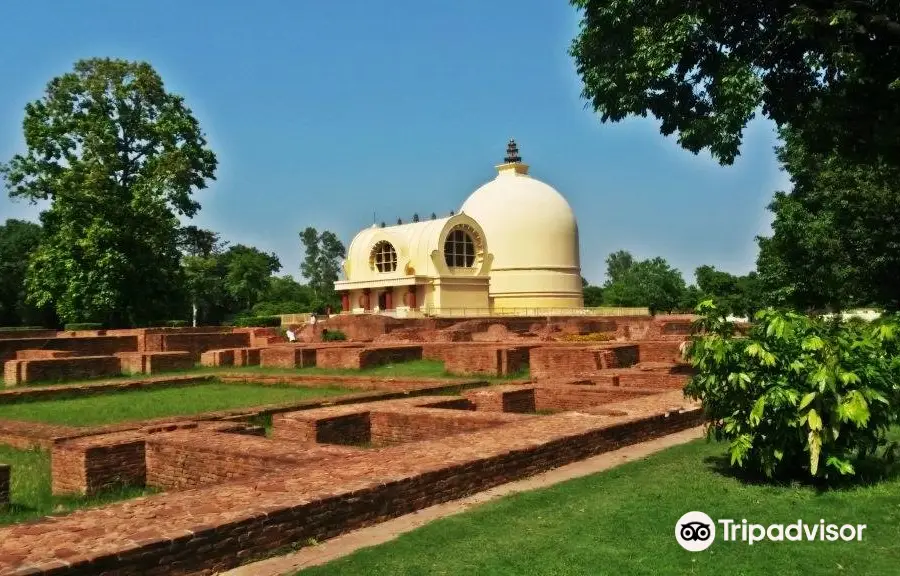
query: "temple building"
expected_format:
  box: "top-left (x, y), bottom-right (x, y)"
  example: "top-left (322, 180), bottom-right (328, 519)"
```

top-left (335, 140), bottom-right (583, 314)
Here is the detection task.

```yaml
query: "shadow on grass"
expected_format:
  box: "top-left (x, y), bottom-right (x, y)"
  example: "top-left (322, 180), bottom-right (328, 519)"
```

top-left (702, 448), bottom-right (900, 492)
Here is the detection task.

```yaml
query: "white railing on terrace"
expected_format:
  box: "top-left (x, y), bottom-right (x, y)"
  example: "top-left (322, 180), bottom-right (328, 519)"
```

top-left (278, 313), bottom-right (312, 325)
top-left (281, 307), bottom-right (651, 322)
top-left (419, 307), bottom-right (649, 317)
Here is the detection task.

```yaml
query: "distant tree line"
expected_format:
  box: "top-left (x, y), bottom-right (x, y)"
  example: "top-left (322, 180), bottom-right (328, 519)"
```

top-left (582, 250), bottom-right (762, 317)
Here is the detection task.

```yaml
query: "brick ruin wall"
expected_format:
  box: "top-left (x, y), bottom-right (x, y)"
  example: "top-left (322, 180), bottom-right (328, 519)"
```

top-left (116, 352), bottom-right (195, 375)
top-left (442, 345), bottom-right (533, 376)
top-left (5, 355), bottom-right (123, 386)
top-left (0, 335), bottom-right (139, 363)
top-left (529, 345), bottom-right (639, 379)
top-left (52, 438), bottom-right (147, 496)
top-left (146, 332), bottom-right (251, 360)
top-left (369, 410), bottom-right (522, 446)
top-left (259, 346), bottom-right (318, 369)
top-left (637, 341), bottom-right (686, 363)
top-left (4, 403), bottom-right (702, 576)
top-left (316, 345), bottom-right (422, 370)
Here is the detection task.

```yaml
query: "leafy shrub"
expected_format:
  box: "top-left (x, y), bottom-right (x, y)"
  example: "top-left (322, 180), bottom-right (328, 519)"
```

top-left (63, 322), bottom-right (103, 331)
top-left (231, 316), bottom-right (281, 328)
top-left (322, 329), bottom-right (347, 342)
top-left (252, 301), bottom-right (310, 316)
top-left (163, 320), bottom-right (188, 328)
top-left (0, 326), bottom-right (45, 332)
top-left (558, 332), bottom-right (615, 342)
top-left (684, 300), bottom-right (900, 483)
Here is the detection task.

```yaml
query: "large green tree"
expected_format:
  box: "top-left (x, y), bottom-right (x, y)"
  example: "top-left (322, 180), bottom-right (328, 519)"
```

top-left (602, 252), bottom-right (688, 313)
top-left (695, 265), bottom-right (763, 317)
top-left (178, 226), bottom-right (227, 326)
top-left (221, 244), bottom-right (281, 312)
top-left (300, 227), bottom-right (346, 311)
top-left (0, 58), bottom-right (217, 327)
top-left (251, 275), bottom-right (315, 316)
top-left (581, 277), bottom-right (604, 307)
top-left (603, 250), bottom-right (634, 285)
top-left (569, 1), bottom-right (900, 167)
top-left (0, 219), bottom-right (55, 327)
top-left (756, 129), bottom-right (900, 312)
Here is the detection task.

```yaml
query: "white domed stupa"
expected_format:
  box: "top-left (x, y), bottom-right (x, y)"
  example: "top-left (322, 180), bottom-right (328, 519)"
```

top-left (334, 139), bottom-right (583, 315)
top-left (460, 140), bottom-right (583, 309)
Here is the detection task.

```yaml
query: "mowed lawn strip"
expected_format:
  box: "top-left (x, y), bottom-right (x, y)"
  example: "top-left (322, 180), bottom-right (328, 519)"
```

top-left (0, 444), bottom-right (155, 526)
top-left (10, 360), bottom-right (531, 389)
top-left (0, 382), bottom-right (352, 426)
top-left (207, 359), bottom-right (529, 381)
top-left (297, 438), bottom-right (900, 576)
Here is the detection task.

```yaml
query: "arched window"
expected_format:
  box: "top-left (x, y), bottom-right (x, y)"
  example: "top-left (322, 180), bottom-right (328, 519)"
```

top-left (371, 241), bottom-right (397, 272)
top-left (444, 227), bottom-right (476, 268)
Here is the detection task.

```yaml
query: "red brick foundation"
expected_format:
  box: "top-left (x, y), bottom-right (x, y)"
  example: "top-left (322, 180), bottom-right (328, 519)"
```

top-left (52, 437), bottom-right (147, 496)
top-left (14, 350), bottom-right (76, 360)
top-left (0, 392), bottom-right (701, 575)
top-left (260, 346), bottom-right (316, 368)
top-left (529, 345), bottom-right (639, 379)
top-left (443, 345), bottom-right (531, 376)
top-left (316, 345), bottom-right (422, 370)
top-left (4, 355), bottom-right (122, 386)
top-left (200, 349), bottom-right (235, 367)
top-left (116, 351), bottom-right (194, 375)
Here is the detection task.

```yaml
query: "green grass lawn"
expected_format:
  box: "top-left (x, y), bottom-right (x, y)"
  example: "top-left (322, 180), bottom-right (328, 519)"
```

top-left (0, 444), bottom-right (155, 526)
top-left (12, 359), bottom-right (531, 389)
top-left (297, 438), bottom-right (900, 576)
top-left (206, 359), bottom-right (530, 381)
top-left (0, 382), bottom-right (353, 427)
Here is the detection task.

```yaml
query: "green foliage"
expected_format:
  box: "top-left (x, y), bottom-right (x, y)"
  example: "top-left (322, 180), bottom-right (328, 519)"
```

top-left (603, 250), bottom-right (633, 284)
top-left (300, 227), bottom-right (346, 311)
top-left (322, 329), bottom-right (347, 342)
top-left (756, 128), bottom-right (900, 312)
top-left (0, 219), bottom-right (54, 327)
top-left (231, 315), bottom-right (281, 328)
top-left (251, 275), bottom-right (315, 316)
top-left (220, 244), bottom-right (281, 311)
top-left (177, 226), bottom-right (225, 258)
top-left (684, 300), bottom-right (900, 482)
top-left (602, 253), bottom-right (687, 314)
top-left (0, 326), bottom-right (45, 332)
top-left (1, 58), bottom-right (216, 327)
top-left (63, 322), bottom-right (103, 331)
top-left (582, 285), bottom-right (603, 307)
top-left (569, 1), bottom-right (900, 168)
top-left (695, 265), bottom-right (763, 317)
top-left (160, 320), bottom-right (188, 328)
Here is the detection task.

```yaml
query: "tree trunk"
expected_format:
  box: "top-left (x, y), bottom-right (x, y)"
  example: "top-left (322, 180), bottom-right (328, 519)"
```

top-left (192, 302), bottom-right (198, 328)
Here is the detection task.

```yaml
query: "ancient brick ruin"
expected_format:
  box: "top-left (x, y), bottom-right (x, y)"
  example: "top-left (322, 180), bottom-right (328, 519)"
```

top-left (0, 314), bottom-right (705, 575)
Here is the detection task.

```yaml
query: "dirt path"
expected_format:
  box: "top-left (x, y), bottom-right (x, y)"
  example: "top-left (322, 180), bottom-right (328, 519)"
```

top-left (221, 426), bottom-right (705, 576)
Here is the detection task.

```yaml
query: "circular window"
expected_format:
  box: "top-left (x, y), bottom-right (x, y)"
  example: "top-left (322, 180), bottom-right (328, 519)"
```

top-left (444, 226), bottom-right (479, 268)
top-left (371, 241), bottom-right (397, 273)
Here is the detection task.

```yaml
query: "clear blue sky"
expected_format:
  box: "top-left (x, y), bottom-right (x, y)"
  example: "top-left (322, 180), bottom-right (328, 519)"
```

top-left (0, 0), bottom-right (786, 285)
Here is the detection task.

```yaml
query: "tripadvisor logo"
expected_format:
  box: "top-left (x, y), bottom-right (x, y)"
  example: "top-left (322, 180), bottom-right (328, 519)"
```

top-left (675, 511), bottom-right (867, 552)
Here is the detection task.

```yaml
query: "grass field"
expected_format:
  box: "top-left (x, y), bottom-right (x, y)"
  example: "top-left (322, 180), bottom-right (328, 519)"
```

top-left (297, 438), bottom-right (900, 576)
top-left (214, 359), bottom-right (530, 381)
top-left (15, 359), bottom-right (529, 388)
top-left (0, 444), bottom-right (155, 526)
top-left (0, 382), bottom-right (352, 426)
